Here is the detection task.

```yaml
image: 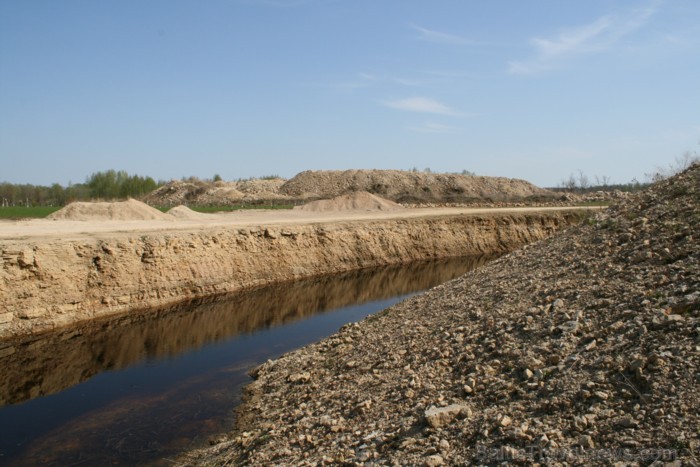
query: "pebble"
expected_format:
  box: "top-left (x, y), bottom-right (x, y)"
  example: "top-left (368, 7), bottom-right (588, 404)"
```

top-left (424, 454), bottom-right (444, 466)
top-left (579, 435), bottom-right (595, 449)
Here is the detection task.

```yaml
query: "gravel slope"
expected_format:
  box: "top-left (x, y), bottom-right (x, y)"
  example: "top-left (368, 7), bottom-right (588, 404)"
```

top-left (181, 164), bottom-right (699, 466)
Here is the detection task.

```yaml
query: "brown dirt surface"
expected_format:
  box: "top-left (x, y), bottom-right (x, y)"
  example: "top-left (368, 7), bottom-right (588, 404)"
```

top-left (294, 191), bottom-right (404, 212)
top-left (280, 169), bottom-right (556, 203)
top-left (181, 164), bottom-right (700, 465)
top-left (47, 199), bottom-right (173, 221)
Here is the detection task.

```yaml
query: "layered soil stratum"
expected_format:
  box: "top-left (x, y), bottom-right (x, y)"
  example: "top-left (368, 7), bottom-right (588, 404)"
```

top-left (0, 203), bottom-right (585, 339)
top-left (181, 165), bottom-right (700, 466)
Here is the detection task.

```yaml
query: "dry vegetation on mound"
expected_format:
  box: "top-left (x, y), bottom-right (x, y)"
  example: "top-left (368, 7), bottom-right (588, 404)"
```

top-left (182, 165), bottom-right (699, 465)
top-left (143, 177), bottom-right (288, 206)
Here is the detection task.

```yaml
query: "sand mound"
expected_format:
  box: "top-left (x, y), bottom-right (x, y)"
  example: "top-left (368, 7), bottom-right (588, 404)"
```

top-left (48, 199), bottom-right (173, 221)
top-left (167, 205), bottom-right (218, 219)
top-left (144, 170), bottom-right (558, 207)
top-left (295, 191), bottom-right (404, 212)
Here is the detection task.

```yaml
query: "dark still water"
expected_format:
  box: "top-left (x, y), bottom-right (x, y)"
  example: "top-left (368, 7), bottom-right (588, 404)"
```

top-left (0, 256), bottom-right (493, 465)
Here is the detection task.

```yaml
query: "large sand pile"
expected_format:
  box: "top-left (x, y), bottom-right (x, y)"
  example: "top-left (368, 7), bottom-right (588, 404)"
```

top-left (280, 169), bottom-right (556, 203)
top-left (48, 199), bottom-right (173, 221)
top-left (166, 205), bottom-right (219, 220)
top-left (144, 170), bottom-right (559, 207)
top-left (295, 191), bottom-right (404, 212)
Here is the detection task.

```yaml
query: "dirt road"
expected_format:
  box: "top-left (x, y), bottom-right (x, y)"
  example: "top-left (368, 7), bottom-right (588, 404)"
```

top-left (0, 206), bottom-right (593, 244)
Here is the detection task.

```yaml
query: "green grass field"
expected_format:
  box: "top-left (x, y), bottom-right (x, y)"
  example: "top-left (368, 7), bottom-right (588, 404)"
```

top-left (0, 206), bottom-right (62, 219)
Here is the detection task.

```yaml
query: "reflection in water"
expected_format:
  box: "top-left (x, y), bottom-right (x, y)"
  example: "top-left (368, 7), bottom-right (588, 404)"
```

top-left (0, 256), bottom-right (493, 466)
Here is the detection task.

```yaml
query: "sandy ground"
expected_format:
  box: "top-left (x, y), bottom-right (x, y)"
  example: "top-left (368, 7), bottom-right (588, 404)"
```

top-left (0, 207), bottom-right (594, 244)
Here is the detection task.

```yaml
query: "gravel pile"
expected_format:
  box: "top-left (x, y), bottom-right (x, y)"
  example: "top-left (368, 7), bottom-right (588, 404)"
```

top-left (182, 164), bottom-right (699, 466)
top-left (144, 178), bottom-right (288, 206)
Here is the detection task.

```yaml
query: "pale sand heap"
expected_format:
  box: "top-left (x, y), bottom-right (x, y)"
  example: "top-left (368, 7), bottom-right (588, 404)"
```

top-left (145, 170), bottom-right (558, 207)
top-left (295, 191), bottom-right (404, 212)
top-left (167, 205), bottom-right (219, 220)
top-left (47, 199), bottom-right (173, 221)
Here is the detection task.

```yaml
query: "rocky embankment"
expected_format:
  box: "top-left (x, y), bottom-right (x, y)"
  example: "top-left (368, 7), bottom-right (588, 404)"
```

top-left (182, 165), bottom-right (699, 466)
top-left (0, 211), bottom-right (581, 339)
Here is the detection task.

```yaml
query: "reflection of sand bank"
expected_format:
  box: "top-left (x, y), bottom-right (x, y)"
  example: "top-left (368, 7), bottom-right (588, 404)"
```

top-left (0, 256), bottom-right (493, 407)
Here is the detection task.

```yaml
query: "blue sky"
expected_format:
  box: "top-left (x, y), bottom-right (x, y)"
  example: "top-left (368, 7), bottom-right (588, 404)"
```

top-left (1, 0), bottom-right (698, 187)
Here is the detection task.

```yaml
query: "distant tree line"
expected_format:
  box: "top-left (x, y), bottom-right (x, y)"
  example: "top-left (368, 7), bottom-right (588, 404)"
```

top-left (554, 150), bottom-right (699, 193)
top-left (0, 170), bottom-right (161, 207)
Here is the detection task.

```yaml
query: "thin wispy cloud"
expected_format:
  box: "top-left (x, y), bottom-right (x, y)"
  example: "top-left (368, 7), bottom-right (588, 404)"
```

top-left (359, 72), bottom-right (424, 87)
top-left (384, 97), bottom-right (460, 116)
top-left (408, 122), bottom-right (456, 134)
top-left (240, 0), bottom-right (334, 7)
top-left (411, 24), bottom-right (476, 46)
top-left (421, 70), bottom-right (475, 79)
top-left (313, 72), bottom-right (425, 93)
top-left (509, 2), bottom-right (660, 74)
top-left (309, 80), bottom-right (370, 92)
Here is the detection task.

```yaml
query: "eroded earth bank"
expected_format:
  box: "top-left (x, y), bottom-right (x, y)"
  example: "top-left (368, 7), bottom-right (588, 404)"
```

top-left (181, 166), bottom-right (699, 466)
top-left (1, 209), bottom-right (582, 339)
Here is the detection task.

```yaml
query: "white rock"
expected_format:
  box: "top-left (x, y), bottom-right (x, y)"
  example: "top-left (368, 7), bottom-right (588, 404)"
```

top-left (287, 372), bottom-right (311, 383)
top-left (425, 404), bottom-right (470, 428)
top-left (424, 454), bottom-right (444, 466)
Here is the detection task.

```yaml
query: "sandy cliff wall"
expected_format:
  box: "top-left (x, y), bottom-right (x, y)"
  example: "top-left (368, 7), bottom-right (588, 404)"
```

top-left (0, 212), bottom-right (582, 338)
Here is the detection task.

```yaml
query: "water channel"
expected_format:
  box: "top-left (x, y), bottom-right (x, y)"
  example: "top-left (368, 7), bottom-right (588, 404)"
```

top-left (0, 255), bottom-right (493, 465)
